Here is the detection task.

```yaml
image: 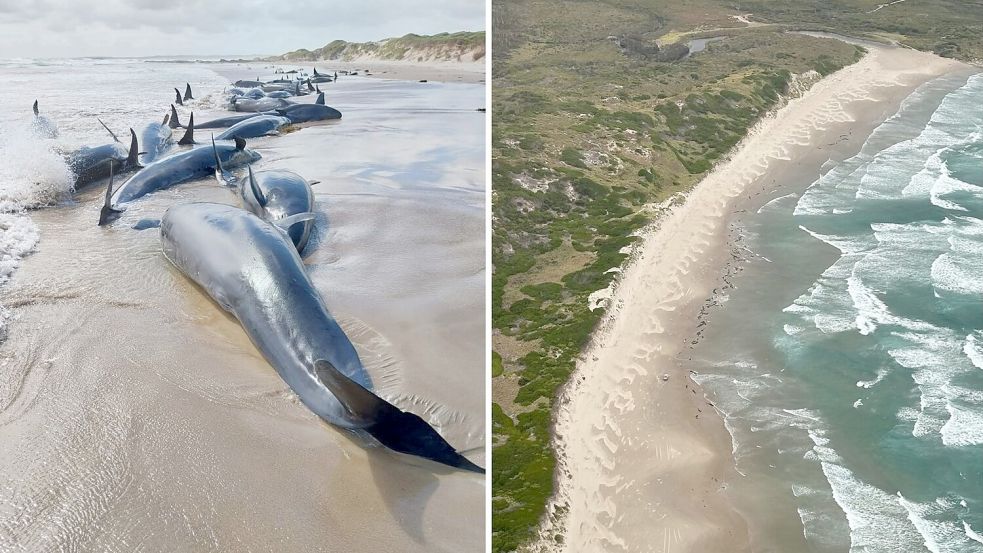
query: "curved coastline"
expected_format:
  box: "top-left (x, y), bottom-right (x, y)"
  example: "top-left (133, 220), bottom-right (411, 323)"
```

top-left (535, 41), bottom-right (968, 553)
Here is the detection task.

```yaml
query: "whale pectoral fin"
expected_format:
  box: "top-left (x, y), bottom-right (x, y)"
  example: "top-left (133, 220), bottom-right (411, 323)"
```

top-left (314, 360), bottom-right (391, 423)
top-left (98, 118), bottom-right (121, 143)
top-left (274, 212), bottom-right (316, 231)
top-left (178, 113), bottom-right (195, 145)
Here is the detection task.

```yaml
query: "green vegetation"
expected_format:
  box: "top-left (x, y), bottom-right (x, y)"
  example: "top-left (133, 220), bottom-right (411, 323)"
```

top-left (486, 0), bottom-right (928, 551)
top-left (742, 0), bottom-right (983, 63)
top-left (274, 31), bottom-right (485, 63)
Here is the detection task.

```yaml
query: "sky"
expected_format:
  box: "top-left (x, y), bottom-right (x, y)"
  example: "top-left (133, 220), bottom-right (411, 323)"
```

top-left (0, 0), bottom-right (485, 58)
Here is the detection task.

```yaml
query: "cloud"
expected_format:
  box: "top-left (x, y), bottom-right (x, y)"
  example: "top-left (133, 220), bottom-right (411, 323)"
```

top-left (0, 0), bottom-right (484, 58)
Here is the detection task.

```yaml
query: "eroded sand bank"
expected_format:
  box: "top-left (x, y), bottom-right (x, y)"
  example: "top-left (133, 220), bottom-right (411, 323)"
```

top-left (535, 43), bottom-right (965, 553)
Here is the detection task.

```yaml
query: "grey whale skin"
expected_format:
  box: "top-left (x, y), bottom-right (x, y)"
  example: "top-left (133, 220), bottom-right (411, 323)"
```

top-left (159, 203), bottom-right (483, 473)
top-left (215, 115), bottom-right (291, 140)
top-left (111, 138), bottom-right (259, 204)
top-left (67, 129), bottom-right (139, 187)
top-left (230, 97), bottom-right (289, 113)
top-left (138, 117), bottom-right (172, 165)
top-left (240, 166), bottom-right (315, 252)
top-left (169, 104), bottom-right (274, 130)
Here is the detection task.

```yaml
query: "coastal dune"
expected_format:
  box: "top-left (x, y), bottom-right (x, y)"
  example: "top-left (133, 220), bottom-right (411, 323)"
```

top-left (535, 43), bottom-right (964, 552)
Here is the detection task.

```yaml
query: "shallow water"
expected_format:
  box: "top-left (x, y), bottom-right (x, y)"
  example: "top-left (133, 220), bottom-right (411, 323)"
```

top-left (693, 71), bottom-right (983, 552)
top-left (0, 59), bottom-right (485, 551)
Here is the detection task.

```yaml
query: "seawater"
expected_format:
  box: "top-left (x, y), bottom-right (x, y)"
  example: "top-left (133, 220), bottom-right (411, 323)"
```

top-left (0, 58), bottom-right (231, 325)
top-left (693, 71), bottom-right (983, 552)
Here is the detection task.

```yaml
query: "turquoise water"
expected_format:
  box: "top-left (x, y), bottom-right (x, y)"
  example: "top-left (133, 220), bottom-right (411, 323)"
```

top-left (693, 71), bottom-right (983, 552)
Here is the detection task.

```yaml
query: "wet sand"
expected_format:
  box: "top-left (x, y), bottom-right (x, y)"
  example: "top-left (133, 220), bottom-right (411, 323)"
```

top-left (534, 44), bottom-right (965, 553)
top-left (0, 74), bottom-right (485, 550)
top-left (222, 59), bottom-right (485, 84)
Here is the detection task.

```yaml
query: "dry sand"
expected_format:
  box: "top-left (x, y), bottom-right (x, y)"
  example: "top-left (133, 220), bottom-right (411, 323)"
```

top-left (533, 43), bottom-right (965, 553)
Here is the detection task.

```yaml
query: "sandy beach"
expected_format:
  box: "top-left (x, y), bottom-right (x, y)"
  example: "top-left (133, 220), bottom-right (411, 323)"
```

top-left (0, 63), bottom-right (485, 551)
top-left (533, 42), bottom-right (966, 552)
top-left (225, 59), bottom-right (485, 84)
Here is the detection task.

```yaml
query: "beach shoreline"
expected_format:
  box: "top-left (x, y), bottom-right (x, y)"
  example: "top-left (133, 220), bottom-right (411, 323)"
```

top-left (533, 43), bottom-right (967, 553)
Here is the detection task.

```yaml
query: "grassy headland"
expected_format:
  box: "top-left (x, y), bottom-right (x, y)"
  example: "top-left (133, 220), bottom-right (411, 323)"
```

top-left (490, 1), bottom-right (981, 551)
top-left (271, 31), bottom-right (485, 63)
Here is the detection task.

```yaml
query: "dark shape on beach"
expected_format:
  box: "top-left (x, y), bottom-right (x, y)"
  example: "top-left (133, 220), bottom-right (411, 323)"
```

top-left (174, 88), bottom-right (183, 106)
top-left (178, 113), bottom-right (195, 145)
top-left (32, 99), bottom-right (39, 115)
top-left (132, 218), bottom-right (161, 230)
top-left (169, 104), bottom-right (181, 129)
top-left (184, 83), bottom-right (194, 101)
top-left (315, 360), bottom-right (484, 474)
top-left (98, 163), bottom-right (123, 226)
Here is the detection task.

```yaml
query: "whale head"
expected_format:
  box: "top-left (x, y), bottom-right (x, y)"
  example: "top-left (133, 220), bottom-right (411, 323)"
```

top-left (314, 360), bottom-right (483, 474)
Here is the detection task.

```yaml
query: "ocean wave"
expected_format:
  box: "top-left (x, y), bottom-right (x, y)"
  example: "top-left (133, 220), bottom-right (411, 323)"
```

top-left (0, 127), bottom-right (75, 210)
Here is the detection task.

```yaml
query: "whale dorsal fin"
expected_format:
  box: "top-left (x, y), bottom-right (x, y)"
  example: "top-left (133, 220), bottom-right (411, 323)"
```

top-left (274, 212), bottom-right (315, 231)
top-left (245, 165), bottom-right (266, 206)
top-left (162, 113), bottom-right (170, 126)
top-left (174, 88), bottom-right (183, 106)
top-left (184, 83), bottom-right (193, 101)
top-left (126, 128), bottom-right (139, 168)
top-left (178, 113), bottom-right (194, 145)
top-left (234, 136), bottom-right (246, 150)
top-left (307, 79), bottom-right (314, 91)
top-left (169, 104), bottom-right (181, 129)
top-left (33, 100), bottom-right (39, 116)
top-left (314, 360), bottom-right (391, 423)
top-left (315, 92), bottom-right (325, 105)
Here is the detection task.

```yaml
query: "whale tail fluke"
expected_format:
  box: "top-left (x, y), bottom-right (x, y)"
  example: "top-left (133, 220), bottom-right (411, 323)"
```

top-left (174, 88), bottom-right (183, 106)
top-left (313, 360), bottom-right (485, 474)
top-left (126, 128), bottom-right (139, 168)
top-left (169, 104), bottom-right (182, 129)
top-left (184, 83), bottom-right (193, 101)
top-left (98, 163), bottom-right (123, 226)
top-left (211, 135), bottom-right (235, 188)
top-left (315, 92), bottom-right (325, 105)
top-left (178, 113), bottom-right (194, 145)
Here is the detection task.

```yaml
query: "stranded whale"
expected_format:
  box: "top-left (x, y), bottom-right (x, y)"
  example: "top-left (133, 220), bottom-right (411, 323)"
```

top-left (159, 202), bottom-right (483, 473)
